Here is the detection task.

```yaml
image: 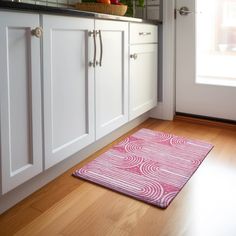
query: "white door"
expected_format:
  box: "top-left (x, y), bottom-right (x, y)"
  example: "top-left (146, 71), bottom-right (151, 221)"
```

top-left (176, 0), bottom-right (236, 121)
top-left (43, 15), bottom-right (95, 169)
top-left (0, 12), bottom-right (43, 194)
top-left (95, 20), bottom-right (129, 139)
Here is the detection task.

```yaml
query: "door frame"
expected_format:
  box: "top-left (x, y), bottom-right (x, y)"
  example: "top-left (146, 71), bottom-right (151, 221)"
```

top-left (150, 0), bottom-right (176, 120)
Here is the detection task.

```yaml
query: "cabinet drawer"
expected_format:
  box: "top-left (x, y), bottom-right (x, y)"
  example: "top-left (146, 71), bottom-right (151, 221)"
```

top-left (130, 23), bottom-right (158, 44)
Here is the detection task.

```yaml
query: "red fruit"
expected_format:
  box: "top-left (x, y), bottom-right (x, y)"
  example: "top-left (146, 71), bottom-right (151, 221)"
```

top-left (110, 0), bottom-right (119, 4)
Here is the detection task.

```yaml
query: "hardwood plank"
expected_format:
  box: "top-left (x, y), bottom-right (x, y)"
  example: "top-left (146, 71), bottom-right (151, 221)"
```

top-left (61, 191), bottom-right (140, 236)
top-left (0, 206), bottom-right (41, 236)
top-left (14, 184), bottom-right (106, 236)
top-left (1, 118), bottom-right (236, 236)
top-left (30, 172), bottom-right (82, 212)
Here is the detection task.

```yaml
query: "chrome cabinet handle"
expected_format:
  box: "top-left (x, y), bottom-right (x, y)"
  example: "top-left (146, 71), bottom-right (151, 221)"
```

top-left (89, 30), bottom-right (97, 67)
top-left (98, 30), bottom-right (103, 67)
top-left (139, 32), bottom-right (151, 36)
top-left (31, 27), bottom-right (43, 38)
top-left (130, 53), bottom-right (138, 60)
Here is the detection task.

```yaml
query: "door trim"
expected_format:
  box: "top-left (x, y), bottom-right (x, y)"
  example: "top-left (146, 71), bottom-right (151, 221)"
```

top-left (150, 0), bottom-right (176, 120)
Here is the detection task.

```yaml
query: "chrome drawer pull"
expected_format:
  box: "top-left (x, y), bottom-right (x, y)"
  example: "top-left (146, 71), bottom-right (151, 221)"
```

top-left (139, 32), bottom-right (151, 36)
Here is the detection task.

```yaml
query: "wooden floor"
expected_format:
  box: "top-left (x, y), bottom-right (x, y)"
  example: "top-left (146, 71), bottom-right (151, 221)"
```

top-left (1, 117), bottom-right (236, 236)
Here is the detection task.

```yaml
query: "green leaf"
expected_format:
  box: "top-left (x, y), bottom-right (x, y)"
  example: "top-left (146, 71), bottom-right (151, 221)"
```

top-left (137, 0), bottom-right (144, 7)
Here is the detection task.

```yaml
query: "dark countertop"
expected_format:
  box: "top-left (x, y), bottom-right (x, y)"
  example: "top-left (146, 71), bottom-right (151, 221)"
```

top-left (0, 1), bottom-right (162, 25)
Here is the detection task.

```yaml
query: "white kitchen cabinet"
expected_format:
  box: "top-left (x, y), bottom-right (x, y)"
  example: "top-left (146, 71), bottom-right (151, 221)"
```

top-left (0, 12), bottom-right (43, 194)
top-left (0, 9), bottom-right (158, 198)
top-left (129, 23), bottom-right (158, 120)
top-left (95, 20), bottom-right (129, 139)
top-left (42, 15), bottom-right (95, 169)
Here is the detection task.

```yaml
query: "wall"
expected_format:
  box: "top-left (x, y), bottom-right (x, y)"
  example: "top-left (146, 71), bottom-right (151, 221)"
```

top-left (135, 0), bottom-right (161, 21)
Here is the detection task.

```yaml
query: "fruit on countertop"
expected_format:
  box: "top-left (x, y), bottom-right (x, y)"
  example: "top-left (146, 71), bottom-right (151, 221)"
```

top-left (96, 0), bottom-right (111, 3)
top-left (110, 0), bottom-right (119, 4)
top-left (96, 0), bottom-right (122, 4)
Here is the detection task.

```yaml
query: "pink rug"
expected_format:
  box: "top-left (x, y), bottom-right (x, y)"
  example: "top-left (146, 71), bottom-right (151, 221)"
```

top-left (73, 128), bottom-right (213, 208)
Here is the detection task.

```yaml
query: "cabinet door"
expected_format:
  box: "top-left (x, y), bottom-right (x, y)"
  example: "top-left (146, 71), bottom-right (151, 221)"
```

top-left (0, 12), bottom-right (43, 194)
top-left (95, 20), bottom-right (129, 139)
top-left (43, 15), bottom-right (95, 169)
top-left (130, 44), bottom-right (158, 120)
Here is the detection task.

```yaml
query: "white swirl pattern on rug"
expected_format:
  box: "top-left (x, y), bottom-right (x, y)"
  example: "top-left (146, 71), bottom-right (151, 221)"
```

top-left (73, 128), bottom-right (213, 208)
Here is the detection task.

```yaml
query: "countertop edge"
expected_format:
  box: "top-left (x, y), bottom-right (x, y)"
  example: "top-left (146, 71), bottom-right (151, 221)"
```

top-left (0, 1), bottom-right (162, 25)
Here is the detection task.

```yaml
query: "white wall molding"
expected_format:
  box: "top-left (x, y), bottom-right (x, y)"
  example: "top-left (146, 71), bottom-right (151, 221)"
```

top-left (150, 0), bottom-right (176, 120)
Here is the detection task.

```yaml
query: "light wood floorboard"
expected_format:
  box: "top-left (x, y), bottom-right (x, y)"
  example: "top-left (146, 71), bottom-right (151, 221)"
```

top-left (1, 118), bottom-right (236, 236)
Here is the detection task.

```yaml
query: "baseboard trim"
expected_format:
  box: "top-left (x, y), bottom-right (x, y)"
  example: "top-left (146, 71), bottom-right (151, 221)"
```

top-left (175, 112), bottom-right (236, 130)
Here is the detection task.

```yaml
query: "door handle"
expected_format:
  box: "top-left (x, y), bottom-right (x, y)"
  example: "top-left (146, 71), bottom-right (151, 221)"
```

top-left (176, 6), bottom-right (193, 16)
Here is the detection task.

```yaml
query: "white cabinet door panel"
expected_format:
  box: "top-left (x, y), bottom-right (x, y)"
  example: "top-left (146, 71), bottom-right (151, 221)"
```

top-left (43, 16), bottom-right (95, 169)
top-left (130, 44), bottom-right (158, 120)
top-left (95, 20), bottom-right (129, 139)
top-left (0, 12), bottom-right (43, 194)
